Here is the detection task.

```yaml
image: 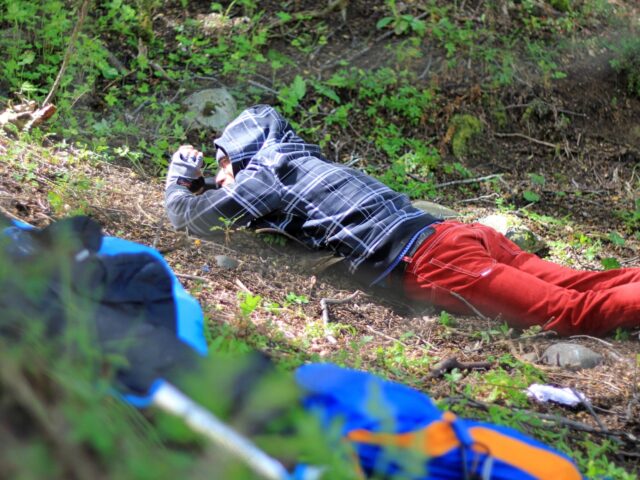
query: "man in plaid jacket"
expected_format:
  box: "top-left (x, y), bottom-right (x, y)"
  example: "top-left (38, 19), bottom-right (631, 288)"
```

top-left (166, 105), bottom-right (640, 336)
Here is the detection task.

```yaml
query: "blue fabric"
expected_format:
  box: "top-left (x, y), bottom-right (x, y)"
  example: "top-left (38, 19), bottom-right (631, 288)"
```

top-left (98, 237), bottom-right (208, 408)
top-left (100, 237), bottom-right (207, 356)
top-left (296, 364), bottom-right (583, 480)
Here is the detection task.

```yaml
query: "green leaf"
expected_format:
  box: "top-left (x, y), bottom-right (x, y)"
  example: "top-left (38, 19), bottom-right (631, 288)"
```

top-left (276, 11), bottom-right (292, 21)
top-left (313, 83), bottom-right (340, 103)
top-left (278, 75), bottom-right (307, 114)
top-left (18, 51), bottom-right (35, 66)
top-left (528, 173), bottom-right (545, 185)
top-left (290, 75), bottom-right (306, 99)
top-left (607, 231), bottom-right (625, 246)
top-left (523, 190), bottom-right (540, 202)
top-left (601, 257), bottom-right (621, 270)
top-left (376, 17), bottom-right (394, 29)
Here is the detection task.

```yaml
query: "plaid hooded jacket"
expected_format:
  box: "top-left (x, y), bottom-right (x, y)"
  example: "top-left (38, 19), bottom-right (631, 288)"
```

top-left (165, 105), bottom-right (439, 284)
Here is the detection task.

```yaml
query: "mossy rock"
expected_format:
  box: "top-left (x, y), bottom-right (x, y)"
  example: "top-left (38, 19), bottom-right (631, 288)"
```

top-left (548, 0), bottom-right (570, 12)
top-left (449, 114), bottom-right (483, 159)
top-left (477, 214), bottom-right (547, 254)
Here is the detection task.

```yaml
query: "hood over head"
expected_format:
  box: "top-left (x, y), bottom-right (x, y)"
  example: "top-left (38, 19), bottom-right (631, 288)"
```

top-left (213, 105), bottom-right (303, 175)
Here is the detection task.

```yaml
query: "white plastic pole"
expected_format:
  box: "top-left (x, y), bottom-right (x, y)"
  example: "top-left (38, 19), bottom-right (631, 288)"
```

top-left (152, 382), bottom-right (290, 480)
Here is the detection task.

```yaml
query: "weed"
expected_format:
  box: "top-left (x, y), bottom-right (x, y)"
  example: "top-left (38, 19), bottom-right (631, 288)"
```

top-left (237, 291), bottom-right (262, 318)
top-left (438, 311), bottom-right (455, 328)
top-left (376, 0), bottom-right (426, 37)
top-left (471, 354), bottom-right (546, 407)
top-left (610, 37), bottom-right (640, 97)
top-left (284, 292), bottom-right (309, 306)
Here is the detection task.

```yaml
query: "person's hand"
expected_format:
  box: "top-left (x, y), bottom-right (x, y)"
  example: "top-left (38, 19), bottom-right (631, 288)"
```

top-left (166, 145), bottom-right (205, 193)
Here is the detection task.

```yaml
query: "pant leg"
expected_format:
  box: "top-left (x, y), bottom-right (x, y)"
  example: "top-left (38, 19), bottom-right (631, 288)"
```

top-left (485, 227), bottom-right (640, 291)
top-left (403, 222), bottom-right (640, 336)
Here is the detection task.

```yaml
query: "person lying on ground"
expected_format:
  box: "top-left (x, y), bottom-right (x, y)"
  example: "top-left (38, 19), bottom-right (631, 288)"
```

top-left (164, 104), bottom-right (640, 337)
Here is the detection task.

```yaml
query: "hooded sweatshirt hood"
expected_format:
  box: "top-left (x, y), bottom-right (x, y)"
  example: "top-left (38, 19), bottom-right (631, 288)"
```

top-left (213, 105), bottom-right (309, 175)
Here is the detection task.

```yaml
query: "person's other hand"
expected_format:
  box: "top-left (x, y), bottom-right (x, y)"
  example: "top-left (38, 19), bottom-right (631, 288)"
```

top-left (166, 145), bottom-right (205, 192)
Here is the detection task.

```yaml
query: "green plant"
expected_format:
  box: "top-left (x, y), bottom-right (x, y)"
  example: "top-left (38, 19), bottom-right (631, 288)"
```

top-left (438, 311), bottom-right (455, 327)
top-left (237, 291), bottom-right (262, 318)
top-left (376, 0), bottom-right (426, 37)
top-left (610, 36), bottom-right (640, 97)
top-left (278, 75), bottom-right (306, 116)
top-left (284, 292), bottom-right (309, 306)
top-left (471, 354), bottom-right (545, 407)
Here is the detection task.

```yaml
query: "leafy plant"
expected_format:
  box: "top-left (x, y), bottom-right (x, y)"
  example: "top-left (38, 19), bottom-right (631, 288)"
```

top-left (376, 0), bottom-right (426, 37)
top-left (610, 36), bottom-right (640, 97)
top-left (278, 75), bottom-right (306, 116)
top-left (237, 291), bottom-right (262, 317)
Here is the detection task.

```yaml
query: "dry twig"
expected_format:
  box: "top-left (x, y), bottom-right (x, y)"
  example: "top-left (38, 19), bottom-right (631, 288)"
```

top-left (494, 132), bottom-right (558, 149)
top-left (176, 272), bottom-right (209, 282)
top-left (43, 0), bottom-right (90, 106)
top-left (320, 290), bottom-right (360, 325)
top-left (448, 290), bottom-right (491, 322)
top-left (426, 357), bottom-right (492, 379)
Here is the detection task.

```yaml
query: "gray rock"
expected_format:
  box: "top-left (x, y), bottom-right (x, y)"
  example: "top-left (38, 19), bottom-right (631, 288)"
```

top-left (521, 352), bottom-right (539, 363)
top-left (215, 255), bottom-right (239, 270)
top-left (540, 343), bottom-right (603, 370)
top-left (183, 88), bottom-right (237, 130)
top-left (412, 200), bottom-right (459, 219)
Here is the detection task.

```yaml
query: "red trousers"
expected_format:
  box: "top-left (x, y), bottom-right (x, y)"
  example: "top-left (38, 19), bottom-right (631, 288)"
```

top-left (403, 221), bottom-right (640, 336)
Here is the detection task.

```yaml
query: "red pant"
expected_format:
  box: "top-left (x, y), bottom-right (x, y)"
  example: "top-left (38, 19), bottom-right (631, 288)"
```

top-left (403, 221), bottom-right (640, 336)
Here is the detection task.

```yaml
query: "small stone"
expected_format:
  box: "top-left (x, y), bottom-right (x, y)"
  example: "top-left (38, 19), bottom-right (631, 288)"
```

top-left (215, 255), bottom-right (239, 270)
top-left (540, 343), bottom-right (603, 370)
top-left (412, 200), bottom-right (459, 218)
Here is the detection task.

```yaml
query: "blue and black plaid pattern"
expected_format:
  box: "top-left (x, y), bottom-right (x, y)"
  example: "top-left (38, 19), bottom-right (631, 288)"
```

top-left (165, 105), bottom-right (437, 277)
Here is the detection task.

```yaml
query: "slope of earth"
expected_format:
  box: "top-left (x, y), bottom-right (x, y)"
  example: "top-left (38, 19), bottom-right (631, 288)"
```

top-left (1, 127), bottom-right (638, 476)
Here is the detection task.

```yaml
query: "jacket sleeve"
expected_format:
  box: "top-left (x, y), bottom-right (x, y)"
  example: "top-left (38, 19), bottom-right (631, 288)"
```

top-left (164, 161), bottom-right (282, 238)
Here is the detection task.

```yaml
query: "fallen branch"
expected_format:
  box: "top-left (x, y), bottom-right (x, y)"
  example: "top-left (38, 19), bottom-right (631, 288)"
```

top-left (571, 387), bottom-right (608, 433)
top-left (427, 356), bottom-right (492, 379)
top-left (247, 80), bottom-right (279, 96)
top-left (43, 0), bottom-right (90, 106)
top-left (320, 290), bottom-right (360, 325)
top-left (494, 132), bottom-right (558, 149)
top-left (448, 291), bottom-right (491, 322)
top-left (433, 173), bottom-right (504, 188)
top-left (0, 205), bottom-right (35, 226)
top-left (443, 394), bottom-right (638, 444)
top-left (364, 325), bottom-right (410, 348)
top-left (176, 272), bottom-right (209, 282)
top-left (235, 278), bottom-right (251, 293)
top-left (149, 62), bottom-right (180, 86)
top-left (0, 102), bottom-right (57, 133)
